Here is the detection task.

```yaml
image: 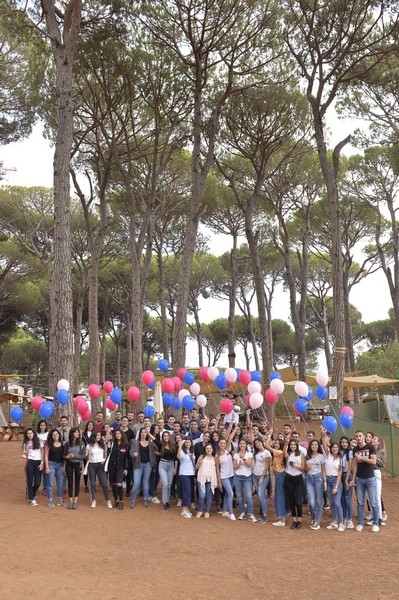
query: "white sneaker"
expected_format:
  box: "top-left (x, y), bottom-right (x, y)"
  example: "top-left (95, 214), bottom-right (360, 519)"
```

top-left (365, 512), bottom-right (372, 521)
top-left (272, 520), bottom-right (285, 527)
top-left (151, 497), bottom-right (161, 504)
top-left (356, 524), bottom-right (363, 532)
top-left (229, 514), bottom-right (236, 521)
top-left (181, 510), bottom-right (191, 518)
top-left (221, 511), bottom-right (230, 518)
top-left (106, 501), bottom-right (113, 509)
top-left (346, 520), bottom-right (354, 529)
top-left (204, 512), bottom-right (210, 519)
top-left (177, 499), bottom-right (182, 507)
top-left (196, 511), bottom-right (202, 518)
top-left (90, 500), bottom-right (97, 508)
top-left (238, 512), bottom-right (246, 520)
top-left (326, 523), bottom-right (338, 529)
top-left (366, 520), bottom-right (373, 526)
top-left (248, 515), bottom-right (257, 523)
top-left (337, 524), bottom-right (345, 532)
top-left (381, 511), bottom-right (388, 522)
top-left (371, 525), bottom-right (380, 533)
top-left (30, 499), bottom-right (38, 507)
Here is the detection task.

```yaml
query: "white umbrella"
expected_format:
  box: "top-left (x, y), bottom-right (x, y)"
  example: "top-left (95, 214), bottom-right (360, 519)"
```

top-left (153, 381), bottom-right (164, 415)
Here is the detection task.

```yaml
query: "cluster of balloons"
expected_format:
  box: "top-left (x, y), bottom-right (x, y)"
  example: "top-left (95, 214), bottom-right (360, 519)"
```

top-left (292, 370), bottom-right (330, 416)
top-left (339, 405), bottom-right (354, 429)
top-left (73, 395), bottom-right (91, 421)
top-left (31, 394), bottom-right (55, 419)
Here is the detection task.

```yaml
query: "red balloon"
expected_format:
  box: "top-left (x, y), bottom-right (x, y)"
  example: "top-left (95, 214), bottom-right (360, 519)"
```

top-left (105, 398), bottom-right (117, 411)
top-left (88, 383), bottom-right (100, 399)
top-left (172, 377), bottom-right (181, 392)
top-left (77, 401), bottom-right (88, 415)
top-left (81, 408), bottom-right (91, 421)
top-left (31, 396), bottom-right (44, 411)
top-left (177, 368), bottom-right (187, 381)
top-left (74, 395), bottom-right (86, 407)
top-left (265, 388), bottom-right (278, 404)
top-left (220, 397), bottom-right (234, 414)
top-left (162, 378), bottom-right (175, 394)
top-left (340, 406), bottom-right (354, 418)
top-left (238, 370), bottom-right (251, 386)
top-left (127, 386), bottom-right (140, 402)
top-left (103, 380), bottom-right (114, 394)
top-left (293, 404), bottom-right (301, 416)
top-left (245, 394), bottom-right (251, 406)
top-left (198, 366), bottom-right (209, 382)
top-left (142, 370), bottom-right (155, 386)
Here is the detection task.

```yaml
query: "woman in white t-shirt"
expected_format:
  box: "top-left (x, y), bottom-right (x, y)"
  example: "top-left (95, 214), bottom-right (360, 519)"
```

top-left (217, 438), bottom-right (236, 521)
top-left (284, 439), bottom-right (306, 529)
top-left (196, 443), bottom-right (221, 518)
top-left (36, 420), bottom-right (49, 497)
top-left (322, 435), bottom-right (344, 531)
top-left (234, 439), bottom-right (256, 523)
top-left (22, 428), bottom-right (44, 506)
top-left (252, 438), bottom-right (271, 524)
top-left (85, 431), bottom-right (113, 509)
top-left (177, 438), bottom-right (196, 519)
top-left (305, 439), bottom-right (326, 530)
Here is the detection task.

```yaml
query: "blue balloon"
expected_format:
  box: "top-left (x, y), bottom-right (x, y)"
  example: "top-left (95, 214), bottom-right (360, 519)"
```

top-left (214, 373), bottom-right (227, 390)
top-left (323, 416), bottom-right (338, 433)
top-left (163, 393), bottom-right (172, 407)
top-left (143, 405), bottom-right (155, 418)
top-left (182, 395), bottom-right (195, 411)
top-left (148, 379), bottom-right (156, 389)
top-left (39, 401), bottom-right (55, 419)
top-left (294, 398), bottom-right (308, 414)
top-left (56, 389), bottom-right (69, 405)
top-left (270, 371), bottom-right (282, 381)
top-left (236, 368), bottom-right (242, 376)
top-left (316, 385), bottom-right (328, 401)
top-left (10, 406), bottom-right (24, 422)
top-left (251, 370), bottom-right (262, 383)
top-left (172, 397), bottom-right (181, 410)
top-left (110, 388), bottom-right (122, 404)
top-left (339, 413), bottom-right (353, 429)
top-left (158, 358), bottom-right (169, 372)
top-left (183, 371), bottom-right (195, 385)
top-left (307, 387), bottom-right (313, 401)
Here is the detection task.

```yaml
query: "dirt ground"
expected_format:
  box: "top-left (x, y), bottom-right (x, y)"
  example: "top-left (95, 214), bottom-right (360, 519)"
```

top-left (1, 440), bottom-right (398, 600)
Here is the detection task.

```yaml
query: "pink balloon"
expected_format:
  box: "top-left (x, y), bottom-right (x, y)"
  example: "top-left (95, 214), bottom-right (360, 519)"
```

top-left (57, 379), bottom-right (70, 391)
top-left (265, 388), bottom-right (278, 404)
top-left (220, 397), bottom-right (234, 414)
top-left (294, 381), bottom-right (309, 398)
top-left (199, 366), bottom-right (210, 382)
top-left (316, 370), bottom-right (329, 387)
top-left (208, 366), bottom-right (219, 381)
top-left (341, 406), bottom-right (354, 418)
top-left (248, 381), bottom-right (261, 395)
top-left (178, 389), bottom-right (190, 401)
top-left (103, 380), bottom-right (114, 394)
top-left (105, 398), bottom-right (117, 411)
top-left (81, 408), bottom-right (91, 421)
top-left (245, 394), bottom-right (251, 406)
top-left (172, 377), bottom-right (182, 392)
top-left (270, 378), bottom-right (284, 394)
top-left (77, 401), bottom-right (88, 415)
top-left (73, 395), bottom-right (86, 407)
top-left (197, 394), bottom-right (207, 408)
top-left (31, 396), bottom-right (44, 411)
top-left (142, 370), bottom-right (155, 386)
top-left (293, 404), bottom-right (301, 416)
top-left (127, 386), bottom-right (140, 402)
top-left (177, 368), bottom-right (187, 381)
top-left (88, 383), bottom-right (100, 399)
top-left (249, 392), bottom-right (263, 409)
top-left (190, 382), bottom-right (200, 396)
top-left (225, 368), bottom-right (237, 383)
top-left (238, 370), bottom-right (251, 386)
top-left (162, 378), bottom-right (175, 394)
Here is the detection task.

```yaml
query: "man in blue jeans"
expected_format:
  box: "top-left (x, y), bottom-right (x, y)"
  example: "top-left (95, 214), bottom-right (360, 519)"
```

top-left (350, 430), bottom-right (379, 532)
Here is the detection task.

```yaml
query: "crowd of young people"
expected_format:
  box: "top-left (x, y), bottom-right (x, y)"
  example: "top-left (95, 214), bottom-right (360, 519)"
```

top-left (21, 407), bottom-right (388, 531)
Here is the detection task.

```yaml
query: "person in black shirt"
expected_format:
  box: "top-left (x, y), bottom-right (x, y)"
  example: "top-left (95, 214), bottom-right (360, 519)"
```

top-left (120, 416), bottom-right (134, 497)
top-left (350, 430), bottom-right (379, 532)
top-left (107, 429), bottom-right (128, 509)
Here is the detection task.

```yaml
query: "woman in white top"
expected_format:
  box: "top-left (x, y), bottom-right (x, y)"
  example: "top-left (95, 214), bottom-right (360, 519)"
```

top-left (85, 431), bottom-right (113, 509)
top-left (217, 438), bottom-right (236, 520)
top-left (177, 438), bottom-right (196, 518)
top-left (322, 434), bottom-right (344, 531)
top-left (284, 439), bottom-right (306, 529)
top-left (196, 443), bottom-right (221, 518)
top-left (22, 428), bottom-right (44, 506)
top-left (252, 438), bottom-right (271, 524)
top-left (233, 438), bottom-right (256, 523)
top-left (36, 420), bottom-right (49, 497)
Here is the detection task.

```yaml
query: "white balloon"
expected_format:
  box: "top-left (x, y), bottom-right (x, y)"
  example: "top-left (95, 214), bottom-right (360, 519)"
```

top-left (294, 380), bottom-right (309, 398)
top-left (178, 389), bottom-right (190, 401)
top-left (249, 392), bottom-right (264, 409)
top-left (196, 394), bottom-right (207, 408)
top-left (208, 366), bottom-right (219, 381)
top-left (57, 379), bottom-right (70, 391)
top-left (316, 371), bottom-right (329, 387)
top-left (225, 367), bottom-right (237, 383)
top-left (248, 381), bottom-right (261, 395)
top-left (190, 382), bottom-right (200, 396)
top-left (270, 378), bottom-right (284, 394)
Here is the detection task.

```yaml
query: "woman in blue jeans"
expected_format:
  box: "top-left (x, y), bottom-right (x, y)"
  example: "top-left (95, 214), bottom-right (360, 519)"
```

top-left (158, 431), bottom-right (177, 511)
top-left (177, 437), bottom-right (196, 518)
top-left (264, 437), bottom-right (288, 526)
top-left (322, 435), bottom-right (345, 532)
top-left (130, 427), bottom-right (157, 508)
top-left (305, 439), bottom-right (326, 530)
top-left (233, 439), bottom-right (257, 523)
top-left (44, 429), bottom-right (66, 508)
top-left (217, 438), bottom-right (236, 520)
top-left (196, 443), bottom-right (221, 518)
top-left (340, 436), bottom-right (354, 528)
top-left (252, 438), bottom-right (271, 523)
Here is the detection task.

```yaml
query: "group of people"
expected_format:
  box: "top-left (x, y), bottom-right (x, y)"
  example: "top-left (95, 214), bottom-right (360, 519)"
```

top-left (21, 407), bottom-right (387, 531)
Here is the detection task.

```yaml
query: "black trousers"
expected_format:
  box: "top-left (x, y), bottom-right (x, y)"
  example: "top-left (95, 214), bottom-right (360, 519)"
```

top-left (66, 461), bottom-right (81, 498)
top-left (26, 459), bottom-right (41, 500)
top-left (88, 462), bottom-right (110, 502)
top-left (285, 473), bottom-right (304, 518)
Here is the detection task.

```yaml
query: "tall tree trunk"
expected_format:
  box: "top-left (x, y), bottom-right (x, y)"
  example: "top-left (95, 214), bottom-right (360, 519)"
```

top-left (157, 247), bottom-right (170, 361)
top-left (228, 233), bottom-right (238, 367)
top-left (73, 285), bottom-right (84, 394)
top-left (193, 303), bottom-right (204, 367)
top-left (125, 313), bottom-right (132, 382)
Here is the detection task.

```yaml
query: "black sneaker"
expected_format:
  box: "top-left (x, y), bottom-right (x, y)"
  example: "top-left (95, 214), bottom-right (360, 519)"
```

top-left (290, 522), bottom-right (297, 529)
top-left (296, 522), bottom-right (302, 530)
top-left (165, 502), bottom-right (171, 510)
top-left (162, 503), bottom-right (168, 511)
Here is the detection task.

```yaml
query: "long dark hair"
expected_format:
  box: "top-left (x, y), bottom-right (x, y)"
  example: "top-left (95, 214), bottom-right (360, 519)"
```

top-left (160, 431), bottom-right (176, 456)
top-left (339, 436), bottom-right (351, 460)
top-left (47, 429), bottom-right (62, 449)
top-left (89, 430), bottom-right (106, 449)
top-left (23, 428), bottom-right (40, 450)
top-left (36, 420), bottom-right (48, 433)
top-left (307, 439), bottom-right (323, 460)
top-left (83, 420), bottom-right (94, 434)
top-left (68, 427), bottom-right (82, 446)
top-left (112, 429), bottom-right (128, 445)
top-left (288, 439), bottom-right (301, 457)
